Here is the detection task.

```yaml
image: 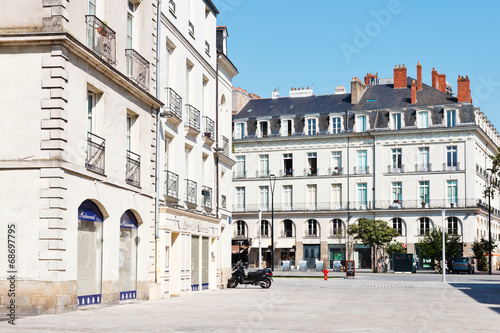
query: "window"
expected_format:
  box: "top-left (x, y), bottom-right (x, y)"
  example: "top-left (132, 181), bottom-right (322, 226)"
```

top-left (418, 111), bottom-right (429, 129)
top-left (419, 181), bottom-right (429, 205)
top-left (357, 150), bottom-right (367, 174)
top-left (391, 113), bottom-right (402, 130)
top-left (307, 152), bottom-right (317, 176)
top-left (235, 156), bottom-right (245, 178)
top-left (357, 183), bottom-right (367, 208)
top-left (307, 184), bottom-right (317, 210)
top-left (331, 152), bottom-right (342, 174)
top-left (235, 122), bottom-right (245, 139)
top-left (281, 119), bottom-right (292, 136)
top-left (126, 114), bottom-right (135, 151)
top-left (258, 121), bottom-right (269, 138)
top-left (331, 219), bottom-right (343, 236)
top-left (447, 217), bottom-right (459, 235)
top-left (235, 221), bottom-right (246, 237)
top-left (235, 187), bottom-right (245, 211)
top-left (165, 245), bottom-right (170, 270)
top-left (88, 0), bottom-right (96, 15)
top-left (306, 118), bottom-right (317, 135)
top-left (331, 117), bottom-right (342, 134)
top-left (418, 147), bottom-right (429, 171)
top-left (393, 218), bottom-right (404, 236)
top-left (306, 219), bottom-right (318, 237)
top-left (260, 220), bottom-right (270, 237)
top-left (447, 180), bottom-right (458, 205)
top-left (283, 153), bottom-right (293, 176)
top-left (332, 184), bottom-right (342, 209)
top-left (447, 146), bottom-right (458, 170)
top-left (446, 109), bottom-right (457, 127)
top-left (356, 115), bottom-right (367, 132)
top-left (282, 219), bottom-right (294, 237)
top-left (259, 155), bottom-right (269, 177)
top-left (419, 217), bottom-right (431, 235)
top-left (87, 91), bottom-right (96, 134)
top-left (283, 185), bottom-right (292, 210)
top-left (259, 186), bottom-right (269, 211)
top-left (391, 148), bottom-right (402, 172)
top-left (392, 182), bottom-right (402, 203)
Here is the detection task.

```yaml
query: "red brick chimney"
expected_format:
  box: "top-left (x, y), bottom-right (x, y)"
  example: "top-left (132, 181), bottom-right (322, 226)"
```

top-left (457, 75), bottom-right (472, 103)
top-left (417, 62), bottom-right (422, 91)
top-left (431, 67), bottom-right (447, 93)
top-left (432, 68), bottom-right (438, 89)
top-left (394, 64), bottom-right (407, 89)
top-left (364, 73), bottom-right (378, 85)
top-left (411, 80), bottom-right (417, 104)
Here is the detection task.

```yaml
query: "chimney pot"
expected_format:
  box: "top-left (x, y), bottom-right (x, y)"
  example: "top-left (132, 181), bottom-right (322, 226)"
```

top-left (393, 63), bottom-right (408, 89)
top-left (457, 75), bottom-right (472, 103)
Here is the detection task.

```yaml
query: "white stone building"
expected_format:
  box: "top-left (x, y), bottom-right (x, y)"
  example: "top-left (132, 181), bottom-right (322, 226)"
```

top-left (232, 63), bottom-right (500, 271)
top-left (0, 0), bottom-right (236, 314)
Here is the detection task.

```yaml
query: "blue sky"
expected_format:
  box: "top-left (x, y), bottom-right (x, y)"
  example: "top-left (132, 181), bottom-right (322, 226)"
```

top-left (213, 0), bottom-right (500, 129)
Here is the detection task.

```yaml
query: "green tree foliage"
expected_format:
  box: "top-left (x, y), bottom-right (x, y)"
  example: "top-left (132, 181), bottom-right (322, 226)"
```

top-left (348, 218), bottom-right (399, 269)
top-left (417, 227), bottom-right (461, 271)
top-left (386, 242), bottom-right (407, 256)
top-left (472, 238), bottom-right (497, 272)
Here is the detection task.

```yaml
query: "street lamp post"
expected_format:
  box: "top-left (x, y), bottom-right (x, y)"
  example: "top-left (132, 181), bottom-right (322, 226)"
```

top-left (269, 174), bottom-right (276, 271)
top-left (487, 168), bottom-right (493, 275)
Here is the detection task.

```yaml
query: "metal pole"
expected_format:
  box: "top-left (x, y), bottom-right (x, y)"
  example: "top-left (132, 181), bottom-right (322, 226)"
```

top-left (442, 209), bottom-right (446, 283)
top-left (259, 209), bottom-right (262, 269)
top-left (489, 178), bottom-right (492, 275)
top-left (269, 174), bottom-right (276, 271)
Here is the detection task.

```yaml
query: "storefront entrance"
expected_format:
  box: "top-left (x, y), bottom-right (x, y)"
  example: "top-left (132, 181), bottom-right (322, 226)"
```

top-left (303, 245), bottom-right (320, 269)
top-left (119, 210), bottom-right (138, 300)
top-left (329, 245), bottom-right (345, 268)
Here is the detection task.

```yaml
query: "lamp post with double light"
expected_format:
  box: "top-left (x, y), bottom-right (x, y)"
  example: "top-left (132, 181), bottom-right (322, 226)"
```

top-left (269, 174), bottom-right (276, 271)
top-left (487, 168), bottom-right (493, 275)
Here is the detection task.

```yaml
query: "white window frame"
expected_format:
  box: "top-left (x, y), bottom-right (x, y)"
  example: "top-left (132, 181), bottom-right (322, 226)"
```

top-left (331, 184), bottom-right (342, 209)
top-left (447, 180), bottom-right (458, 205)
top-left (259, 154), bottom-right (269, 177)
top-left (357, 183), bottom-right (367, 208)
top-left (446, 146), bottom-right (458, 170)
top-left (356, 114), bottom-right (368, 132)
top-left (281, 117), bottom-right (294, 136)
top-left (391, 148), bottom-right (402, 172)
top-left (87, 91), bottom-right (97, 134)
top-left (392, 182), bottom-right (402, 203)
top-left (259, 186), bottom-right (269, 211)
top-left (357, 150), bottom-right (367, 174)
top-left (330, 115), bottom-right (343, 134)
top-left (305, 115), bottom-right (318, 135)
top-left (282, 185), bottom-right (292, 210)
top-left (257, 117), bottom-right (271, 138)
top-left (331, 151), bottom-right (342, 174)
top-left (417, 110), bottom-right (429, 129)
top-left (419, 181), bottom-right (429, 205)
top-left (235, 187), bottom-right (245, 212)
top-left (445, 108), bottom-right (458, 127)
top-left (307, 184), bottom-right (317, 210)
top-left (235, 156), bottom-right (245, 178)
top-left (391, 112), bottom-right (403, 130)
top-left (418, 147), bottom-right (429, 171)
top-left (234, 121), bottom-right (246, 139)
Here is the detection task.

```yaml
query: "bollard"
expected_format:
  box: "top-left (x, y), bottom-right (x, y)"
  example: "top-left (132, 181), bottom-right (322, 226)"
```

top-left (323, 269), bottom-right (328, 281)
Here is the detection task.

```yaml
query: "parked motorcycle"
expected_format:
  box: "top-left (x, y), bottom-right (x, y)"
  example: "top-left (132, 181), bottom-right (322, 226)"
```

top-left (227, 261), bottom-right (273, 289)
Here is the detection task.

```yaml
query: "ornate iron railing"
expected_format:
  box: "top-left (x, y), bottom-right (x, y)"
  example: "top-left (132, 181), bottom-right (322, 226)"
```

top-left (125, 49), bottom-right (149, 90)
top-left (186, 179), bottom-right (197, 205)
top-left (203, 116), bottom-right (214, 139)
top-left (185, 104), bottom-right (200, 132)
top-left (85, 15), bottom-right (116, 65)
top-left (202, 186), bottom-right (212, 209)
top-left (164, 170), bottom-right (179, 199)
top-left (222, 136), bottom-right (229, 155)
top-left (85, 132), bottom-right (105, 174)
top-left (164, 87), bottom-right (182, 119)
top-left (126, 150), bottom-right (140, 187)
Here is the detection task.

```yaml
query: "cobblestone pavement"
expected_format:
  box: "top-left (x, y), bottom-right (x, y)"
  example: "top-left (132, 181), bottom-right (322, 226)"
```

top-left (3, 273), bottom-right (500, 332)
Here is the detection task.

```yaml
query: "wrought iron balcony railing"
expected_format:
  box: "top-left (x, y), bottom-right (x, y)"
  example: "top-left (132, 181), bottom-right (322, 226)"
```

top-left (443, 162), bottom-right (460, 171)
top-left (202, 186), bottom-right (212, 210)
top-left (164, 170), bottom-right (179, 200)
top-left (353, 166), bottom-right (369, 175)
top-left (86, 15), bottom-right (116, 65)
top-left (203, 116), bottom-right (214, 139)
top-left (222, 136), bottom-right (229, 155)
top-left (387, 165), bottom-right (404, 173)
top-left (85, 132), bottom-right (105, 174)
top-left (185, 104), bottom-right (200, 132)
top-left (126, 150), bottom-right (140, 187)
top-left (328, 167), bottom-right (343, 175)
top-left (126, 49), bottom-right (150, 90)
top-left (416, 163), bottom-right (432, 172)
top-left (233, 171), bottom-right (247, 179)
top-left (280, 168), bottom-right (294, 177)
top-left (185, 179), bottom-right (197, 206)
top-left (188, 21), bottom-right (195, 37)
top-left (168, 0), bottom-right (176, 15)
top-left (221, 195), bottom-right (227, 209)
top-left (164, 87), bottom-right (182, 120)
top-left (205, 40), bottom-right (210, 56)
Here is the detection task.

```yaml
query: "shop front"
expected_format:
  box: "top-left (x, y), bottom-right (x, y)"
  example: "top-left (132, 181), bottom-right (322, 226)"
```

top-left (354, 244), bottom-right (372, 269)
top-left (276, 238), bottom-right (296, 267)
top-left (328, 244), bottom-right (345, 269)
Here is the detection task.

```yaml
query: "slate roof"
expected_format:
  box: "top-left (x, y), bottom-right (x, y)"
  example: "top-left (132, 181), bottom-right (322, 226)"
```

top-left (234, 77), bottom-right (460, 120)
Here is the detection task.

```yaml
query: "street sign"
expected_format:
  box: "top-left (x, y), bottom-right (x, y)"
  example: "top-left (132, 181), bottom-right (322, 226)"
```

top-left (346, 260), bottom-right (355, 278)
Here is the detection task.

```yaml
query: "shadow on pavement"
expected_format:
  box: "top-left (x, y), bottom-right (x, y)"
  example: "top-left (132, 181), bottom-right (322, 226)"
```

top-left (449, 282), bottom-right (500, 312)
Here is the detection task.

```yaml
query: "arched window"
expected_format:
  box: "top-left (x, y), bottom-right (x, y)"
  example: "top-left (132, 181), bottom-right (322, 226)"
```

top-left (418, 217), bottom-right (432, 235)
top-left (305, 219), bottom-right (320, 237)
top-left (119, 210), bottom-right (138, 300)
top-left (281, 219), bottom-right (295, 237)
top-left (392, 218), bottom-right (405, 236)
top-left (331, 219), bottom-right (344, 236)
top-left (447, 217), bottom-right (460, 235)
top-left (234, 220), bottom-right (247, 238)
top-left (77, 200), bottom-right (104, 306)
top-left (260, 220), bottom-right (271, 237)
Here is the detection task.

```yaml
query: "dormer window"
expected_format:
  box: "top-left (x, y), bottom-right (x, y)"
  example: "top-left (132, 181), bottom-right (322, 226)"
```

top-left (356, 115), bottom-right (368, 132)
top-left (446, 109), bottom-right (457, 127)
top-left (257, 117), bottom-right (271, 138)
top-left (330, 115), bottom-right (343, 134)
top-left (305, 115), bottom-right (318, 135)
top-left (417, 110), bottom-right (429, 129)
top-left (281, 118), bottom-right (293, 136)
top-left (391, 112), bottom-right (403, 130)
top-left (234, 121), bottom-right (246, 139)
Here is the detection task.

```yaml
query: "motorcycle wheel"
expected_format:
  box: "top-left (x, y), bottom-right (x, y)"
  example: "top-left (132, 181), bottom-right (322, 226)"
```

top-left (227, 278), bottom-right (238, 288)
top-left (260, 279), bottom-right (271, 289)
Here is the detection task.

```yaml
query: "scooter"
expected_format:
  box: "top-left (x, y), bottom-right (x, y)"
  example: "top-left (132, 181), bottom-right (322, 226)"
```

top-left (227, 261), bottom-right (273, 289)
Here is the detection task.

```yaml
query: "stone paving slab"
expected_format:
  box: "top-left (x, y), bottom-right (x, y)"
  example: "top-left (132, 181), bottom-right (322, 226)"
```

top-left (2, 274), bottom-right (500, 332)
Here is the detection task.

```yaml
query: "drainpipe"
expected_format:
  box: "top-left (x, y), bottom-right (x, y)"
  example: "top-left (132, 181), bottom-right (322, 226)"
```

top-left (215, 51), bottom-right (220, 218)
top-left (346, 111), bottom-right (350, 261)
top-left (154, 0), bottom-right (162, 285)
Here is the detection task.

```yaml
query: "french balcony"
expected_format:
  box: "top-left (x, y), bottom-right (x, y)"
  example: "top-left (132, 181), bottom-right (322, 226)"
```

top-left (168, 0), bottom-right (176, 15)
top-left (257, 170), bottom-right (270, 178)
top-left (281, 230), bottom-right (295, 238)
top-left (85, 15), bottom-right (116, 66)
top-left (233, 171), bottom-right (247, 179)
top-left (185, 179), bottom-right (197, 208)
top-left (85, 132), bottom-right (105, 175)
top-left (280, 168), bottom-right (294, 177)
top-left (125, 150), bottom-right (140, 187)
top-left (415, 163), bottom-right (431, 172)
top-left (188, 21), bottom-right (195, 38)
top-left (163, 87), bottom-right (182, 124)
top-left (164, 170), bottom-right (179, 203)
top-left (304, 168), bottom-right (318, 177)
top-left (443, 162), bottom-right (460, 171)
top-left (126, 49), bottom-right (150, 90)
top-left (205, 40), bottom-right (210, 56)
top-left (184, 104), bottom-right (200, 135)
top-left (202, 186), bottom-right (213, 211)
top-left (222, 136), bottom-right (229, 155)
top-left (328, 167), bottom-right (343, 175)
top-left (353, 166), bottom-right (369, 175)
top-left (202, 116), bottom-right (215, 144)
top-left (387, 165), bottom-right (404, 173)
top-left (221, 195), bottom-right (227, 209)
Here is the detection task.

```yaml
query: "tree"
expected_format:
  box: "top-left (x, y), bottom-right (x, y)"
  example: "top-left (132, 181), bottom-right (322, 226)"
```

top-left (348, 218), bottom-right (399, 270)
top-left (386, 242), bottom-right (406, 256)
top-left (417, 227), bottom-right (461, 272)
top-left (472, 238), bottom-right (497, 272)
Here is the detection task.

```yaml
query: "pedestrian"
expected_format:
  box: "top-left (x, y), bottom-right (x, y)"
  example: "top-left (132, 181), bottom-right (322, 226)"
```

top-left (384, 256), bottom-right (389, 272)
top-left (377, 258), bottom-right (381, 272)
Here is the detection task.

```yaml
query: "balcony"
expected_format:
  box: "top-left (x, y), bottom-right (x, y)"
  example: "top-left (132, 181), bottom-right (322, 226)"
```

top-left (168, 0), bottom-right (176, 16)
top-left (125, 150), bottom-right (140, 187)
top-left (202, 186), bottom-right (212, 211)
top-left (233, 171), bottom-right (247, 179)
top-left (164, 170), bottom-right (179, 202)
top-left (185, 179), bottom-right (197, 207)
top-left (280, 168), bottom-right (294, 177)
top-left (415, 163), bottom-right (431, 172)
top-left (328, 167), bottom-right (343, 175)
top-left (353, 166), bottom-right (369, 175)
top-left (188, 21), bottom-right (195, 38)
top-left (222, 136), bottom-right (229, 155)
top-left (221, 195), bottom-right (227, 209)
top-left (257, 170), bottom-right (270, 178)
top-left (125, 49), bottom-right (150, 90)
top-left (163, 88), bottom-right (182, 124)
top-left (443, 162), bottom-right (460, 171)
top-left (387, 165), bottom-right (404, 173)
top-left (85, 132), bottom-right (105, 175)
top-left (85, 15), bottom-right (116, 66)
top-left (205, 40), bottom-right (210, 56)
top-left (184, 104), bottom-right (200, 135)
top-left (202, 116), bottom-right (215, 144)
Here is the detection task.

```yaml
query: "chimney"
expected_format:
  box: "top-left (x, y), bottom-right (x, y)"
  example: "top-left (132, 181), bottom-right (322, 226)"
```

top-left (364, 73), bottom-right (378, 85)
top-left (351, 77), bottom-right (366, 104)
top-left (289, 86), bottom-right (313, 98)
top-left (411, 80), bottom-right (417, 104)
top-left (457, 75), bottom-right (472, 103)
top-left (393, 64), bottom-right (407, 89)
top-left (335, 85), bottom-right (346, 94)
top-left (432, 68), bottom-right (447, 93)
top-left (417, 62), bottom-right (422, 91)
top-left (272, 89), bottom-right (279, 99)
